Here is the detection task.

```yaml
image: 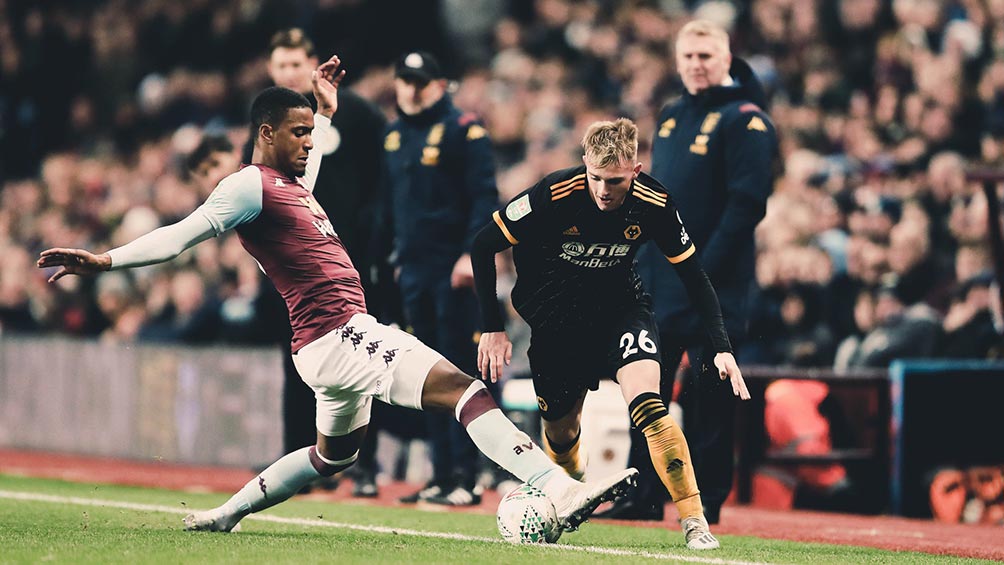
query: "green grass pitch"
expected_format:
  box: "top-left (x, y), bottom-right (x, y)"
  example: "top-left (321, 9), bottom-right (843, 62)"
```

top-left (0, 475), bottom-right (992, 564)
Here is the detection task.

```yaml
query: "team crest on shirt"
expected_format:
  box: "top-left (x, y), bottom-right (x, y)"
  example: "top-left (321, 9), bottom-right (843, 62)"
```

top-left (624, 224), bottom-right (641, 240)
top-left (701, 112), bottom-right (721, 133)
top-left (506, 194), bottom-right (532, 221)
top-left (384, 131), bottom-right (401, 151)
top-left (658, 118), bottom-right (676, 138)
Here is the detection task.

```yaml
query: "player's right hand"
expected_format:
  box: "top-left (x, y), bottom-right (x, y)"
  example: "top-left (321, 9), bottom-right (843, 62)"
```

top-left (312, 54), bottom-right (345, 119)
top-left (477, 331), bottom-right (512, 383)
top-left (37, 248), bottom-right (112, 282)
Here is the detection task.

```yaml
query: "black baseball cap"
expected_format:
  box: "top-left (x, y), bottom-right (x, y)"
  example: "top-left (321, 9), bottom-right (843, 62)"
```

top-left (395, 51), bottom-right (444, 83)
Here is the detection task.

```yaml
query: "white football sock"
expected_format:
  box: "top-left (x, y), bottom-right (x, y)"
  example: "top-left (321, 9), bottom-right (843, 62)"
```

top-left (220, 446), bottom-right (355, 518)
top-left (456, 381), bottom-right (577, 500)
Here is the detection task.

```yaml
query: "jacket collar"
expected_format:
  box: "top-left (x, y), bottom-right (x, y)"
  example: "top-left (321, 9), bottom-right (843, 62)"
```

top-left (397, 94), bottom-right (452, 127)
top-left (683, 57), bottom-right (769, 110)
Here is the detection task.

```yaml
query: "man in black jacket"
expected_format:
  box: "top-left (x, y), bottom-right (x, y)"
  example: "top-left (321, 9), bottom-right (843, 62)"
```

top-left (600, 20), bottom-right (777, 524)
top-left (382, 51), bottom-right (501, 506)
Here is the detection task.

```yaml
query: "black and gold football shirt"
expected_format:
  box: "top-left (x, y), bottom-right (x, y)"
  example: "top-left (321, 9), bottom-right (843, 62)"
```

top-left (492, 165), bottom-right (695, 330)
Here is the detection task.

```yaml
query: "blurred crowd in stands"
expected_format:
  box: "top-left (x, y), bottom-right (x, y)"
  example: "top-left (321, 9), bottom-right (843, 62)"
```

top-left (3, 0), bottom-right (1004, 370)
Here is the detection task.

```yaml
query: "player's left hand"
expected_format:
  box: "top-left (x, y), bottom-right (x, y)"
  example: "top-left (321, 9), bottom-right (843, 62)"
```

top-left (451, 254), bottom-right (474, 289)
top-left (313, 54), bottom-right (346, 119)
top-left (477, 331), bottom-right (512, 383)
top-left (713, 352), bottom-right (750, 400)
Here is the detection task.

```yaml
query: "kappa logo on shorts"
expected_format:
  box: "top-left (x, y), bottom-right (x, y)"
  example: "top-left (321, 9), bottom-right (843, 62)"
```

top-left (340, 325), bottom-right (355, 342)
top-left (382, 348), bottom-right (399, 367)
top-left (350, 331), bottom-right (366, 350)
top-left (366, 340), bottom-right (382, 358)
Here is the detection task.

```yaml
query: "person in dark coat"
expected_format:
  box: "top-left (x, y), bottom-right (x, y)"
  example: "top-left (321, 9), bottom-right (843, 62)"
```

top-left (381, 51), bottom-right (501, 506)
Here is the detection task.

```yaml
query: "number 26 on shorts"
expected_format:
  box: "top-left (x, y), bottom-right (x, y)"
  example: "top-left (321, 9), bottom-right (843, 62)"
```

top-left (620, 329), bottom-right (657, 359)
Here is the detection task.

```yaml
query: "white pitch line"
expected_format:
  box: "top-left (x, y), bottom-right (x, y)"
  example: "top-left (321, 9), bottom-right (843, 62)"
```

top-left (1, 490), bottom-right (777, 565)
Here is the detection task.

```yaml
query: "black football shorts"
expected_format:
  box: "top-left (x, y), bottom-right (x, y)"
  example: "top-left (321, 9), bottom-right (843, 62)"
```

top-left (527, 301), bottom-right (661, 421)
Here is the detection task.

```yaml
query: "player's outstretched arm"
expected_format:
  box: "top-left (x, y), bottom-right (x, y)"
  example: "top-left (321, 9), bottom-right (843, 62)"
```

top-left (37, 212), bottom-right (217, 282)
top-left (37, 248), bottom-right (111, 283)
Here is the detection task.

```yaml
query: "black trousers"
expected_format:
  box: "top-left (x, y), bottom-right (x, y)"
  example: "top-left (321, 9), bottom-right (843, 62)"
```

top-left (626, 331), bottom-right (738, 513)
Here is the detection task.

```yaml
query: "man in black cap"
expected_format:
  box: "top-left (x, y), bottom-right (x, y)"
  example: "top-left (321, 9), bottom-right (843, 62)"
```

top-left (380, 51), bottom-right (501, 506)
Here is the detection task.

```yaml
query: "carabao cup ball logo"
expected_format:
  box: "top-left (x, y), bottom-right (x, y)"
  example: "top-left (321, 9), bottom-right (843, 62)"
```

top-left (562, 241), bottom-right (585, 257)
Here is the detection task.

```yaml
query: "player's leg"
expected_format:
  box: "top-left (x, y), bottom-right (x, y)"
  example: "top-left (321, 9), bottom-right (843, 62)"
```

top-left (415, 358), bottom-right (636, 530)
top-left (540, 392), bottom-right (588, 480)
top-left (186, 326), bottom-right (374, 532)
top-left (184, 417), bottom-right (368, 532)
top-left (597, 339), bottom-right (684, 520)
top-left (612, 309), bottom-right (718, 549)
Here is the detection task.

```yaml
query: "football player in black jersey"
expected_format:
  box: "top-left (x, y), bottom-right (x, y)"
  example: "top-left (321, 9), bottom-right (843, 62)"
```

top-left (470, 118), bottom-right (750, 550)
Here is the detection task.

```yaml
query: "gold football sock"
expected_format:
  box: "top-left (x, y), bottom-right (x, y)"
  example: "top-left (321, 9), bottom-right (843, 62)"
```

top-left (629, 392), bottom-right (703, 520)
top-left (541, 428), bottom-right (585, 480)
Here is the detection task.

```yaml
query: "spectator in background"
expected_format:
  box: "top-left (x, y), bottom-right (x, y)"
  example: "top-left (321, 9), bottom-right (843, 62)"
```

top-left (614, 20), bottom-right (777, 524)
top-left (187, 135), bottom-right (241, 198)
top-left (838, 282), bottom-right (941, 368)
top-left (939, 272), bottom-right (1003, 358)
top-left (139, 269), bottom-right (220, 343)
top-left (382, 51), bottom-right (501, 506)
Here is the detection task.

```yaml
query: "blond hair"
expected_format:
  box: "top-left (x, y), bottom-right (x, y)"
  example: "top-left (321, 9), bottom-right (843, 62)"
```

top-left (677, 19), bottom-right (731, 54)
top-left (581, 118), bottom-right (638, 168)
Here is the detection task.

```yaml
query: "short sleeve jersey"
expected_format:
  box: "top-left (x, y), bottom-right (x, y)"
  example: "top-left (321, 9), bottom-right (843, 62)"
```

top-left (196, 163), bottom-right (366, 352)
top-left (493, 165), bottom-right (695, 330)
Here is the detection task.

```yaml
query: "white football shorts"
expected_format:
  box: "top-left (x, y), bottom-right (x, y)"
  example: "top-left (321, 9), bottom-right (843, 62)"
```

top-left (292, 313), bottom-right (443, 437)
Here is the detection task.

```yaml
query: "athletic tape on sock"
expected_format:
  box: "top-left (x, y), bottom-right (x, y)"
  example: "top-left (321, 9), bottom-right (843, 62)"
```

top-left (455, 380), bottom-right (497, 425)
top-left (309, 446), bottom-right (357, 476)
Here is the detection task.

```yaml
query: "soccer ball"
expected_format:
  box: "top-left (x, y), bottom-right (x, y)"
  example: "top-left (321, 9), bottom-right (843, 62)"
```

top-left (496, 483), bottom-right (561, 544)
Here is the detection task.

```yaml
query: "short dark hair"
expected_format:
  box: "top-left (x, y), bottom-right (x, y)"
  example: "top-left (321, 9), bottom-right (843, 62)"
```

top-left (249, 86), bottom-right (311, 142)
top-left (187, 134), bottom-right (234, 173)
top-left (269, 28), bottom-right (316, 58)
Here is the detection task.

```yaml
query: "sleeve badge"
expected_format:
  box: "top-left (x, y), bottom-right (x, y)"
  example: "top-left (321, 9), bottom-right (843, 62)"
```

top-left (505, 194), bottom-right (532, 221)
top-left (747, 116), bottom-right (768, 132)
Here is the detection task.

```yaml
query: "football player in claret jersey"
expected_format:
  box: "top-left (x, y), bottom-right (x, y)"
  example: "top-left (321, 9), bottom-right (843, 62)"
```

top-left (471, 118), bottom-right (751, 550)
top-left (37, 56), bottom-right (638, 535)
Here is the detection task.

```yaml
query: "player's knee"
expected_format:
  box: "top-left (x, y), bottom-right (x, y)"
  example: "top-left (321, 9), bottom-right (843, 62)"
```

top-left (421, 360), bottom-right (483, 411)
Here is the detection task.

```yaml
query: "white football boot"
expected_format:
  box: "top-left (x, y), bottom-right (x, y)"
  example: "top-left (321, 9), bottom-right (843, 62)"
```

top-left (551, 467), bottom-right (639, 532)
top-left (681, 516), bottom-right (720, 550)
top-left (183, 507), bottom-right (244, 533)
